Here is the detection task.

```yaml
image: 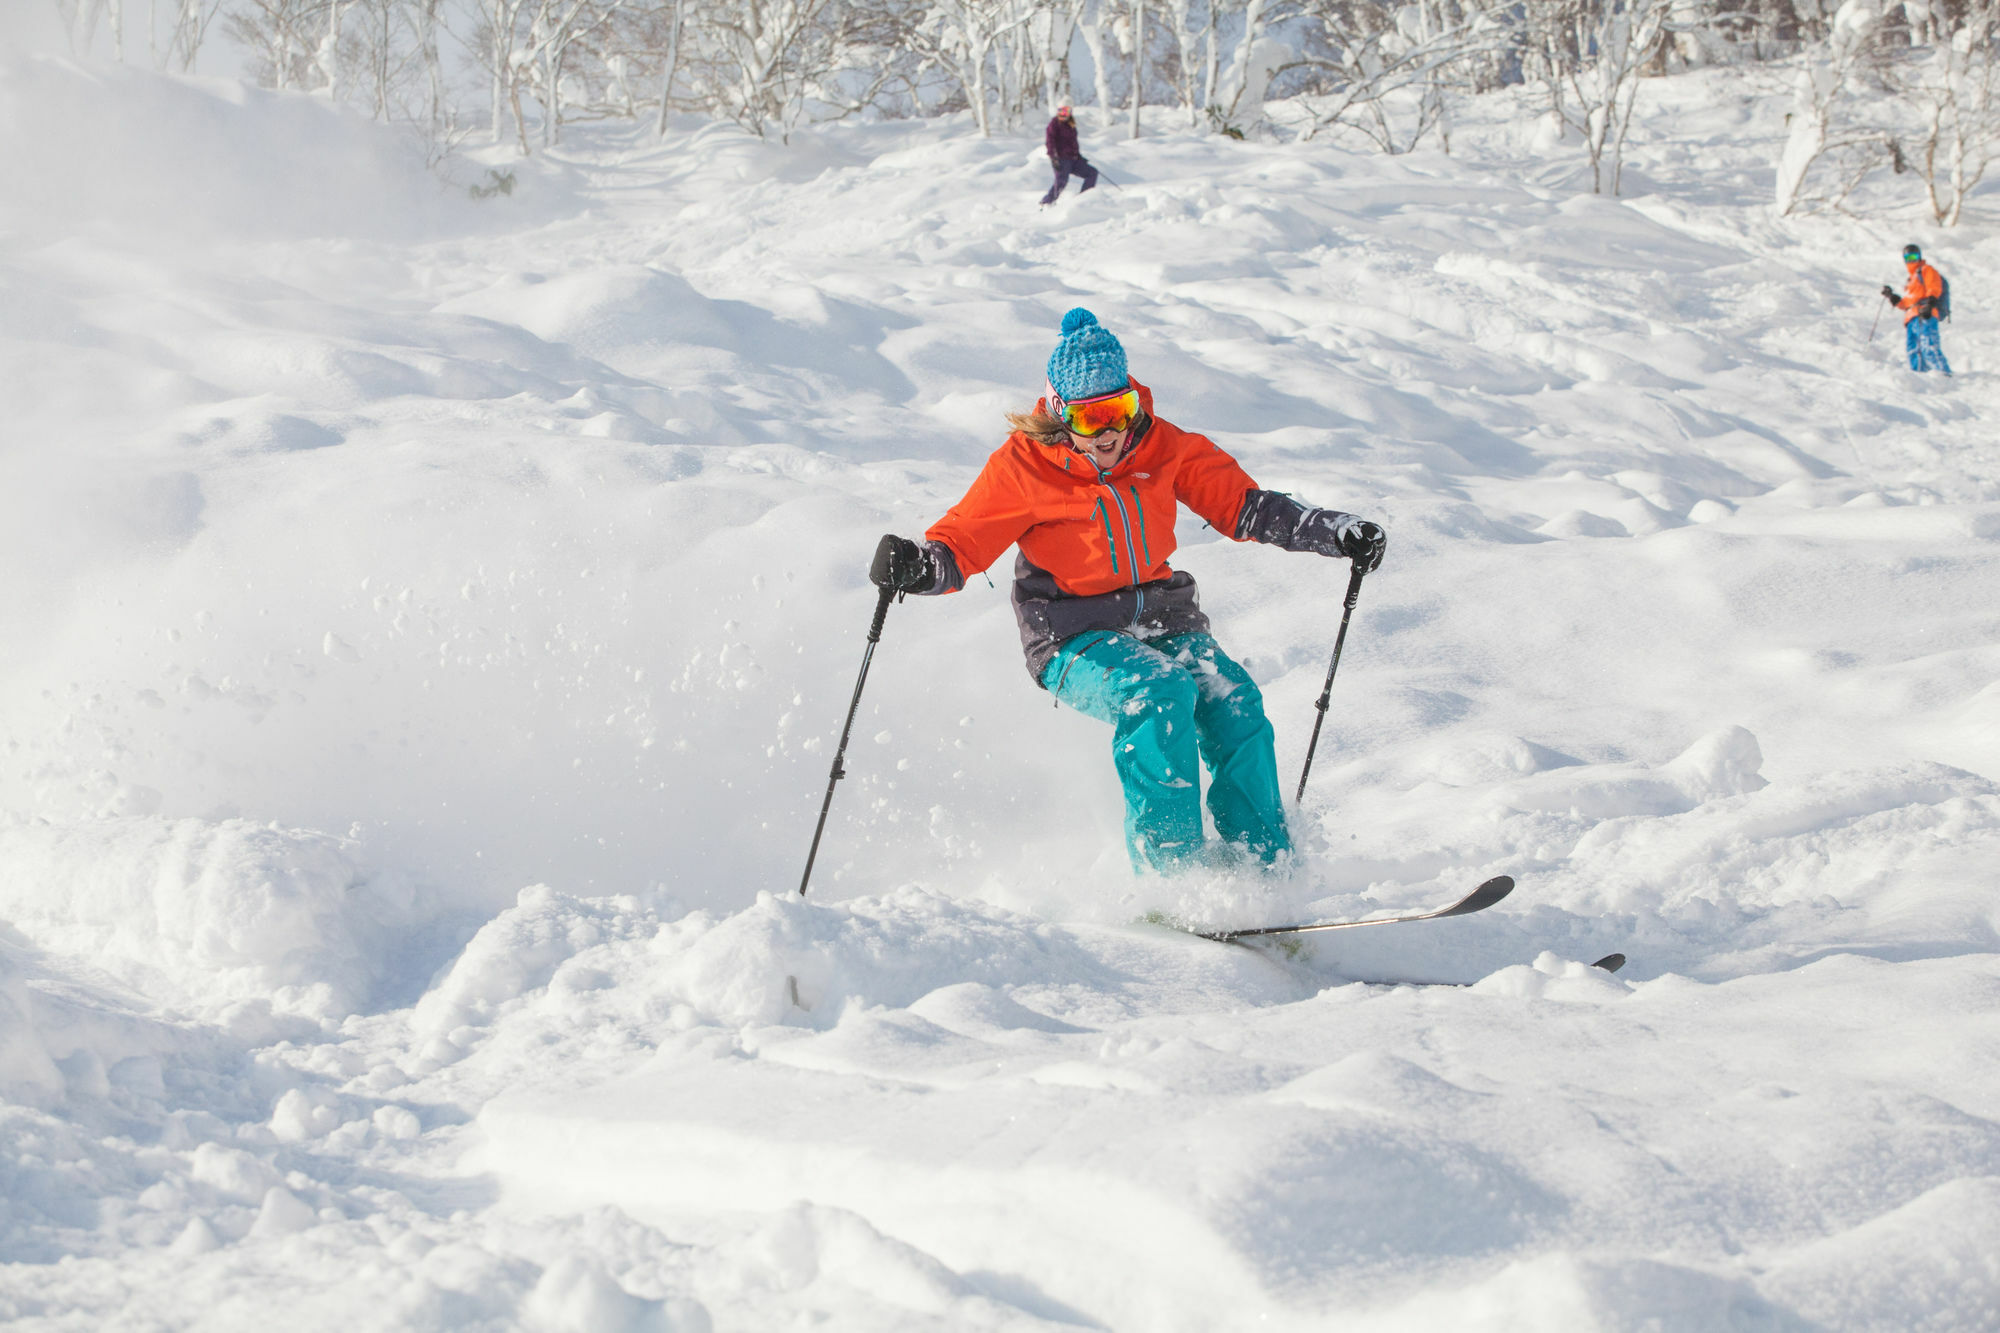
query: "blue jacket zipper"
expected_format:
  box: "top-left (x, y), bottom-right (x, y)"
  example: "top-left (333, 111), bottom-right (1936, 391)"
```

top-left (1093, 467), bottom-right (1145, 624)
top-left (1103, 483), bottom-right (1142, 584)
top-left (1092, 497), bottom-right (1120, 577)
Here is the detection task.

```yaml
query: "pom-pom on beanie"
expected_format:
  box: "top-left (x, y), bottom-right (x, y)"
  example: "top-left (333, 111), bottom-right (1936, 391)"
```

top-left (1045, 308), bottom-right (1129, 403)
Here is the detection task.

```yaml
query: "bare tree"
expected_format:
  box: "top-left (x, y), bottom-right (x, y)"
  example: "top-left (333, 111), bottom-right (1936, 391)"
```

top-left (1774, 0), bottom-right (1896, 215)
top-left (1908, 0), bottom-right (2000, 223)
top-left (476, 0), bottom-right (539, 149)
top-left (167, 0), bottom-right (223, 70)
top-left (1281, 0), bottom-right (1498, 152)
top-left (908, 0), bottom-right (1037, 134)
top-left (225, 0), bottom-right (321, 88)
top-left (1210, 0), bottom-right (1279, 126)
top-left (1154, 0), bottom-right (1204, 126)
top-left (654, 0), bottom-right (687, 134)
top-left (519, 0), bottom-right (623, 148)
top-left (1028, 0), bottom-right (1087, 115)
top-left (1523, 0), bottom-right (1671, 193)
top-left (1076, 0), bottom-right (1121, 122)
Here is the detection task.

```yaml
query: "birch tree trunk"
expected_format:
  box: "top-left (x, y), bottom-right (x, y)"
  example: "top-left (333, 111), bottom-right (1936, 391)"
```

top-left (324, 0), bottom-right (343, 101)
top-left (655, 0), bottom-right (685, 135)
top-left (419, 0), bottom-right (445, 137)
top-left (1204, 0), bottom-right (1219, 114)
top-left (1128, 0), bottom-right (1143, 138)
top-left (1078, 1), bottom-right (1116, 123)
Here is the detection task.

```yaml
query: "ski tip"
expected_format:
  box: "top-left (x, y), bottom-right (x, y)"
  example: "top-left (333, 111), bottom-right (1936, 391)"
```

top-left (1135, 911), bottom-right (1235, 943)
top-left (1436, 874), bottom-right (1514, 918)
top-left (1592, 952), bottom-right (1627, 974)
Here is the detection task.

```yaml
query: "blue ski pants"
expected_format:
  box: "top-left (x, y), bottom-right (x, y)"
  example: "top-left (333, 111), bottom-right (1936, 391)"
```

top-left (1906, 317), bottom-right (1952, 374)
top-left (1043, 629), bottom-right (1291, 873)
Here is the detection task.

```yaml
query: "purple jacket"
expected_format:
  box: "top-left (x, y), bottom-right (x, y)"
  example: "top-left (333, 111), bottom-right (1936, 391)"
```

top-left (1045, 115), bottom-right (1081, 161)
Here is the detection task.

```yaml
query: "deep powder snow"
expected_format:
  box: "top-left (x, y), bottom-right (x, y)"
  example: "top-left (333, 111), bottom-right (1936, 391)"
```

top-left (3, 51), bottom-right (2000, 1331)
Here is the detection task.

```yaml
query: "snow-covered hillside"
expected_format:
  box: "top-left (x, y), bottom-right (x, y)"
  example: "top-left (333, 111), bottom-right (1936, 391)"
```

top-left (4, 50), bottom-right (2000, 1330)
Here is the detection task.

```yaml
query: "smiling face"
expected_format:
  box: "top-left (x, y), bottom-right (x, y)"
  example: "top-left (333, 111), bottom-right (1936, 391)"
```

top-left (1069, 424), bottom-right (1131, 469)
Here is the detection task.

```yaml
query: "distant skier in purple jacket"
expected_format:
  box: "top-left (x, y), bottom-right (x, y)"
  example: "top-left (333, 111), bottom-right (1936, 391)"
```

top-left (1040, 106), bottom-right (1099, 207)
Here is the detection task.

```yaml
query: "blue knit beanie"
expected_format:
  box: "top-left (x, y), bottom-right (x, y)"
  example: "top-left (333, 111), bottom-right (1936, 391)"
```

top-left (1045, 308), bottom-right (1129, 402)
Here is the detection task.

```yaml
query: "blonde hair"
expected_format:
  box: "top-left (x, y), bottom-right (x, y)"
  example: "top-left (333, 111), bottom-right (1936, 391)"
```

top-left (1005, 404), bottom-right (1071, 447)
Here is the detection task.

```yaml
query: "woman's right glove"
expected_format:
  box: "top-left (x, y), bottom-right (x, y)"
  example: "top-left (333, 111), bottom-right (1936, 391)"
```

top-left (870, 535), bottom-right (935, 592)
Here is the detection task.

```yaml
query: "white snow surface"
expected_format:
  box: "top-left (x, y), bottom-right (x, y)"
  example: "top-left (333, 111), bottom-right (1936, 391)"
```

top-left (5, 50), bottom-right (2000, 1331)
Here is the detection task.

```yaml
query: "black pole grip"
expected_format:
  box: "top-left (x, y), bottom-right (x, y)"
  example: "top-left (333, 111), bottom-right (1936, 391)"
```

top-left (867, 583), bottom-right (892, 642)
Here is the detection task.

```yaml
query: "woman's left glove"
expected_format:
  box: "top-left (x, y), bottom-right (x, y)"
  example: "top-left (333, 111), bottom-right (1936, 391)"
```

top-left (1236, 490), bottom-right (1387, 573)
top-left (1302, 511), bottom-right (1387, 573)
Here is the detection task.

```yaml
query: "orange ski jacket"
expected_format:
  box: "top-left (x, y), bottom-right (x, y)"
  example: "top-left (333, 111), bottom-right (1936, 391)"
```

top-left (924, 381), bottom-right (1261, 681)
top-left (928, 382), bottom-right (1255, 596)
top-left (1898, 261), bottom-right (1945, 324)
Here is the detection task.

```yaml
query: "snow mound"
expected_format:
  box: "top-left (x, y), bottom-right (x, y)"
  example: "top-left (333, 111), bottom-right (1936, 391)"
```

top-left (1487, 725), bottom-right (1768, 820)
top-left (0, 52), bottom-right (514, 243)
top-left (655, 888), bottom-right (1110, 1028)
top-left (0, 933), bottom-right (63, 1106)
top-left (0, 816), bottom-right (422, 1020)
top-left (413, 883), bottom-right (663, 1040)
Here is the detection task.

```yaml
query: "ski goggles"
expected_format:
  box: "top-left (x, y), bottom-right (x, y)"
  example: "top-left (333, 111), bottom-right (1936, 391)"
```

top-left (1904, 249), bottom-right (1922, 262)
top-left (1054, 385), bottom-right (1139, 437)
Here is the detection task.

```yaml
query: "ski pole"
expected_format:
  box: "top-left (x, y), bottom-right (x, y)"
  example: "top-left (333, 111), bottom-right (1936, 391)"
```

top-left (799, 581), bottom-right (896, 896)
top-left (1868, 300), bottom-right (1884, 343)
top-left (1296, 563), bottom-right (1366, 804)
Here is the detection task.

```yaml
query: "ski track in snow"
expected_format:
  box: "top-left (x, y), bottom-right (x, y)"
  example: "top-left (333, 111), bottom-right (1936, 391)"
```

top-left (4, 52), bottom-right (2000, 1330)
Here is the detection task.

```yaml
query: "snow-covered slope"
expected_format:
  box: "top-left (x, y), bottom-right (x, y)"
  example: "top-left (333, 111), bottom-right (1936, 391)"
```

top-left (3, 51), bottom-right (1999, 1330)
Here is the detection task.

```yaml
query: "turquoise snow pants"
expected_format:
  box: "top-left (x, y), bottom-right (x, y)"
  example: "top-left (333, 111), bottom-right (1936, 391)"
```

top-left (1043, 629), bottom-right (1291, 873)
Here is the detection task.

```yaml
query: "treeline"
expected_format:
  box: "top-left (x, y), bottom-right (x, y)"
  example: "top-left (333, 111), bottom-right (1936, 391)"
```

top-left (52, 0), bottom-right (2000, 219)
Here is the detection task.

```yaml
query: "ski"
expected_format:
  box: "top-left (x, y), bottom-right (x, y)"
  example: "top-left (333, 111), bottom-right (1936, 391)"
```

top-left (1354, 950), bottom-right (1630, 989)
top-left (1192, 874), bottom-right (1515, 942)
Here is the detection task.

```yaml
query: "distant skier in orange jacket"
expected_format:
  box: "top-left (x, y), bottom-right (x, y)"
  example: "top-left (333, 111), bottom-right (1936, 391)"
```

top-left (1880, 243), bottom-right (1951, 375)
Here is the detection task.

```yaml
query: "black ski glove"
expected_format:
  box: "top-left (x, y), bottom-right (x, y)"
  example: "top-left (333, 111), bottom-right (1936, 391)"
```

top-left (1235, 490), bottom-right (1387, 573)
top-left (869, 534), bottom-right (936, 593)
top-left (1881, 285), bottom-right (1899, 304)
top-left (1301, 511), bottom-right (1387, 573)
top-left (1917, 296), bottom-right (1938, 319)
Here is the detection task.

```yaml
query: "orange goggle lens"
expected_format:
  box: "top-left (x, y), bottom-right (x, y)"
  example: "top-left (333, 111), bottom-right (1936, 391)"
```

top-left (1060, 388), bottom-right (1139, 437)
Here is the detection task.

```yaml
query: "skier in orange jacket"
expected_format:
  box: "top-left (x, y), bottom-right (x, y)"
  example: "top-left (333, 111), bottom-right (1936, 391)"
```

top-left (868, 308), bottom-right (1386, 873)
top-left (1880, 243), bottom-right (1951, 374)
